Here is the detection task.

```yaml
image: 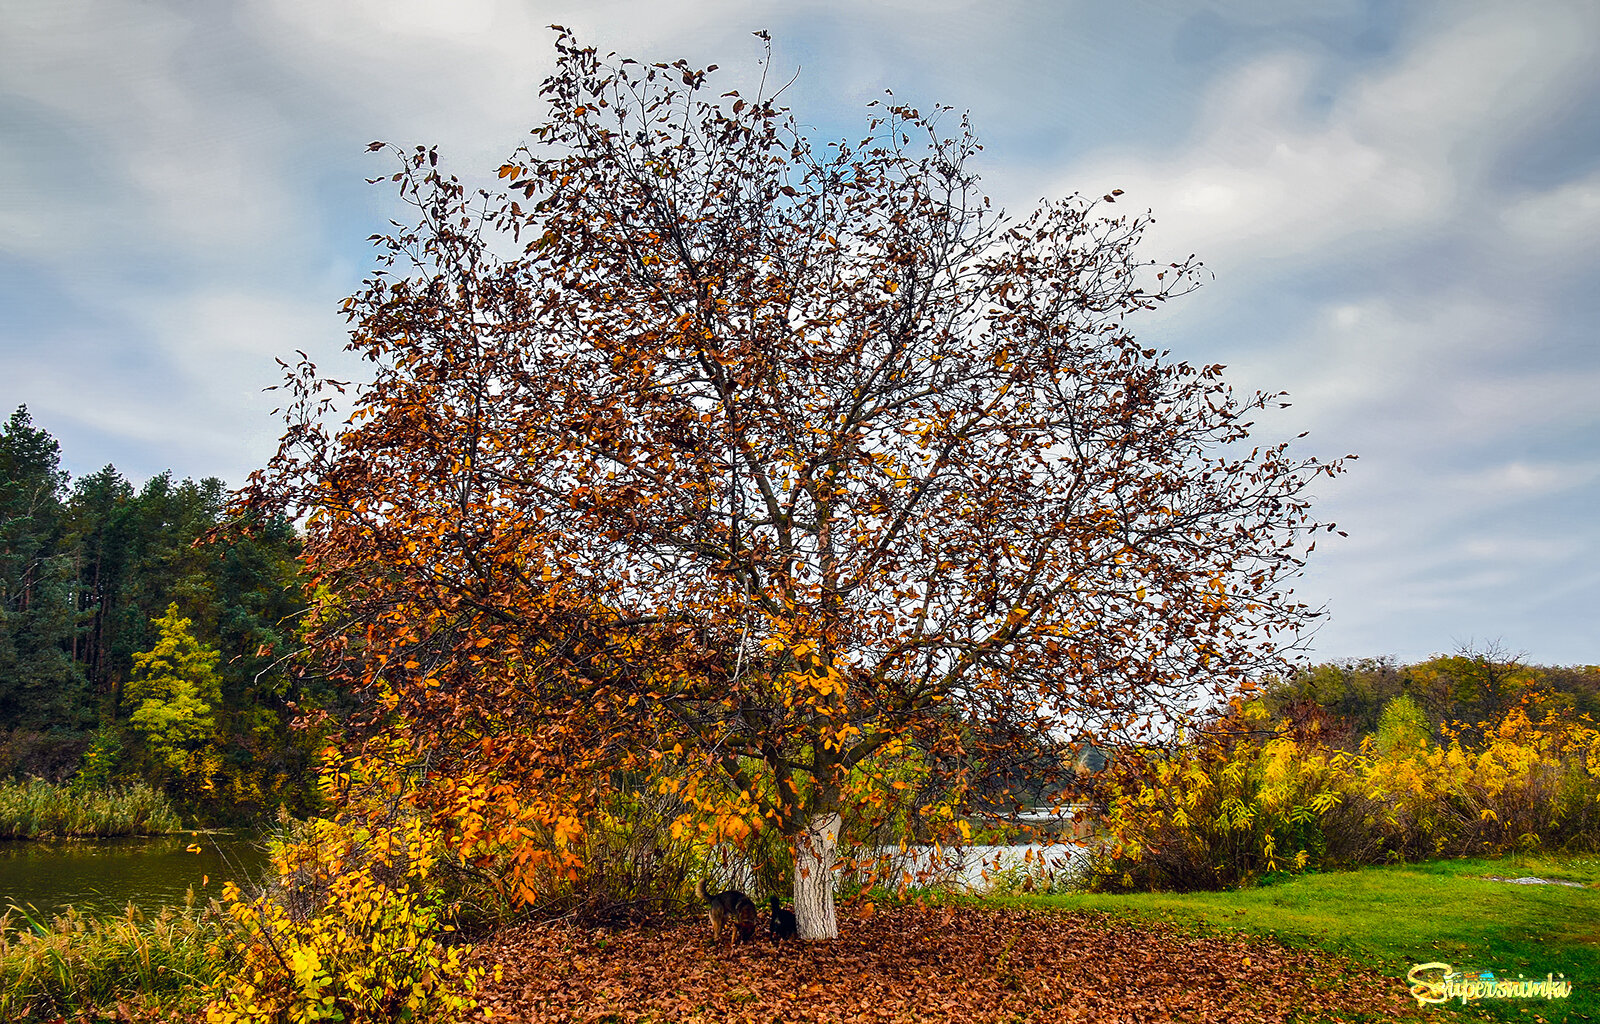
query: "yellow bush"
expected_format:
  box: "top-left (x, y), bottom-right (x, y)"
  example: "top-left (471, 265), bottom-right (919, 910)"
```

top-left (204, 816), bottom-right (482, 1023)
top-left (1092, 697), bottom-right (1600, 891)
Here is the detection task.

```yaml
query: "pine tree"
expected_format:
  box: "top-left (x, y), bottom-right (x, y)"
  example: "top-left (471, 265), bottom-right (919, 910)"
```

top-left (0, 406), bottom-right (89, 730)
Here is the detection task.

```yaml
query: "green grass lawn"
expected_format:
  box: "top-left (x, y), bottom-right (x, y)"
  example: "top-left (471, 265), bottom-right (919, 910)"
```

top-left (1000, 853), bottom-right (1599, 1022)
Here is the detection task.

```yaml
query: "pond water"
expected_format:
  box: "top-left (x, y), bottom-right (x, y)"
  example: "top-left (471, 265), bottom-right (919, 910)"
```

top-left (0, 834), bottom-right (269, 922)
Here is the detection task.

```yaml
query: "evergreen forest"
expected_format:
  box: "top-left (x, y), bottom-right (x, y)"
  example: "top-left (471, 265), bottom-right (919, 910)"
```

top-left (0, 405), bottom-right (327, 822)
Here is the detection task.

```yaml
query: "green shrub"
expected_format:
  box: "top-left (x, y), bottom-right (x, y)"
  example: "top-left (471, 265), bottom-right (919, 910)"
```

top-left (1375, 693), bottom-right (1429, 755)
top-left (69, 727), bottom-right (126, 794)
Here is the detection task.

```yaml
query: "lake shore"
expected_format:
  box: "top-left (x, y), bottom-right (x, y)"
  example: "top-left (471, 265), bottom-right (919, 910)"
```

top-left (0, 780), bottom-right (181, 840)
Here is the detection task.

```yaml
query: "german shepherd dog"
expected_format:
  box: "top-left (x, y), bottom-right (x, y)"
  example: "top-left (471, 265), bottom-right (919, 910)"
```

top-left (769, 896), bottom-right (797, 942)
top-left (695, 877), bottom-right (757, 946)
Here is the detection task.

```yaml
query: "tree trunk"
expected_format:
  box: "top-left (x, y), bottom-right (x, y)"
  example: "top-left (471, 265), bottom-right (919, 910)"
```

top-left (793, 811), bottom-right (841, 940)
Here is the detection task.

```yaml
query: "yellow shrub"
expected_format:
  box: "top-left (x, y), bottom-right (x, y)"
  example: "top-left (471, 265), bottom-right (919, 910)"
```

top-left (1092, 699), bottom-right (1600, 891)
top-left (204, 816), bottom-right (482, 1024)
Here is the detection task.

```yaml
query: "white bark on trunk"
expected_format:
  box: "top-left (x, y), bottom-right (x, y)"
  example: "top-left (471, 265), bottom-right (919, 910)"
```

top-left (793, 811), bottom-right (841, 940)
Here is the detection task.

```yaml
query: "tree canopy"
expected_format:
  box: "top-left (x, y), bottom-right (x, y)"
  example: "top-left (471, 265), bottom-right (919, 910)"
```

top-left (247, 31), bottom-right (1345, 938)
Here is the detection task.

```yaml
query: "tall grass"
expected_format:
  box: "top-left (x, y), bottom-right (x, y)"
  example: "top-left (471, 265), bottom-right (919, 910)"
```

top-left (0, 893), bottom-right (226, 1021)
top-left (0, 779), bottom-right (181, 839)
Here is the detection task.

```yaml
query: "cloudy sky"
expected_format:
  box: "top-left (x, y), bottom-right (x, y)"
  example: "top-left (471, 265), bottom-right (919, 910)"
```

top-left (3, 0), bottom-right (1597, 666)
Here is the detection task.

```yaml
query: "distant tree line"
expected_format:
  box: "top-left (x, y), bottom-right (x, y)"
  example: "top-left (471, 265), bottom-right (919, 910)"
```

top-left (1258, 640), bottom-right (1600, 746)
top-left (0, 405), bottom-right (325, 820)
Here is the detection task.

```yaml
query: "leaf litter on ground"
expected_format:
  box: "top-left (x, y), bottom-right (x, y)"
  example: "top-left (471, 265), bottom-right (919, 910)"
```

top-left (472, 904), bottom-right (1422, 1023)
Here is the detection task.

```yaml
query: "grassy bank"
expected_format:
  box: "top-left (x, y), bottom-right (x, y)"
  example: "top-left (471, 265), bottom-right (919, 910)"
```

top-left (0, 896), bottom-right (224, 1021)
top-left (0, 780), bottom-right (182, 839)
top-left (1002, 853), bottom-right (1600, 1022)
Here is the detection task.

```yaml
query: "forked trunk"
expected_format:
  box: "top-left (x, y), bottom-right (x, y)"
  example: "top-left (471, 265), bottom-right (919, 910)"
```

top-left (792, 811), bottom-right (841, 940)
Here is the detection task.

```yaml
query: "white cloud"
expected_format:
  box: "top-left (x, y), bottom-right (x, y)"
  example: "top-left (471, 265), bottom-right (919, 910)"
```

top-left (0, 2), bottom-right (311, 268)
top-left (1057, 59), bottom-right (1429, 269)
top-left (1345, 3), bottom-right (1597, 162)
top-left (134, 289), bottom-right (342, 363)
top-left (1459, 535), bottom-right (1574, 563)
top-left (1221, 294), bottom-right (1550, 441)
top-left (1444, 460), bottom-right (1600, 502)
top-left (1501, 169), bottom-right (1600, 254)
top-left (5, 281), bottom-right (360, 487)
top-left (250, 0), bottom-right (765, 162)
top-left (1054, 1), bottom-right (1600, 274)
top-left (1220, 279), bottom-right (1600, 664)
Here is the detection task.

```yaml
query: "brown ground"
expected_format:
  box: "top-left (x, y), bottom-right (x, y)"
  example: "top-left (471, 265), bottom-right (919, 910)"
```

top-left (472, 904), bottom-right (1423, 1023)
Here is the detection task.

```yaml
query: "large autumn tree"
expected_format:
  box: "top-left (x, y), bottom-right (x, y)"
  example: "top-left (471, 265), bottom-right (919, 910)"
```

top-left (246, 31), bottom-right (1345, 939)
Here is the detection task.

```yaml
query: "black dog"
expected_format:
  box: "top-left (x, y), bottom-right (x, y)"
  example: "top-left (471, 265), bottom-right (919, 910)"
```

top-left (769, 895), bottom-right (797, 942)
